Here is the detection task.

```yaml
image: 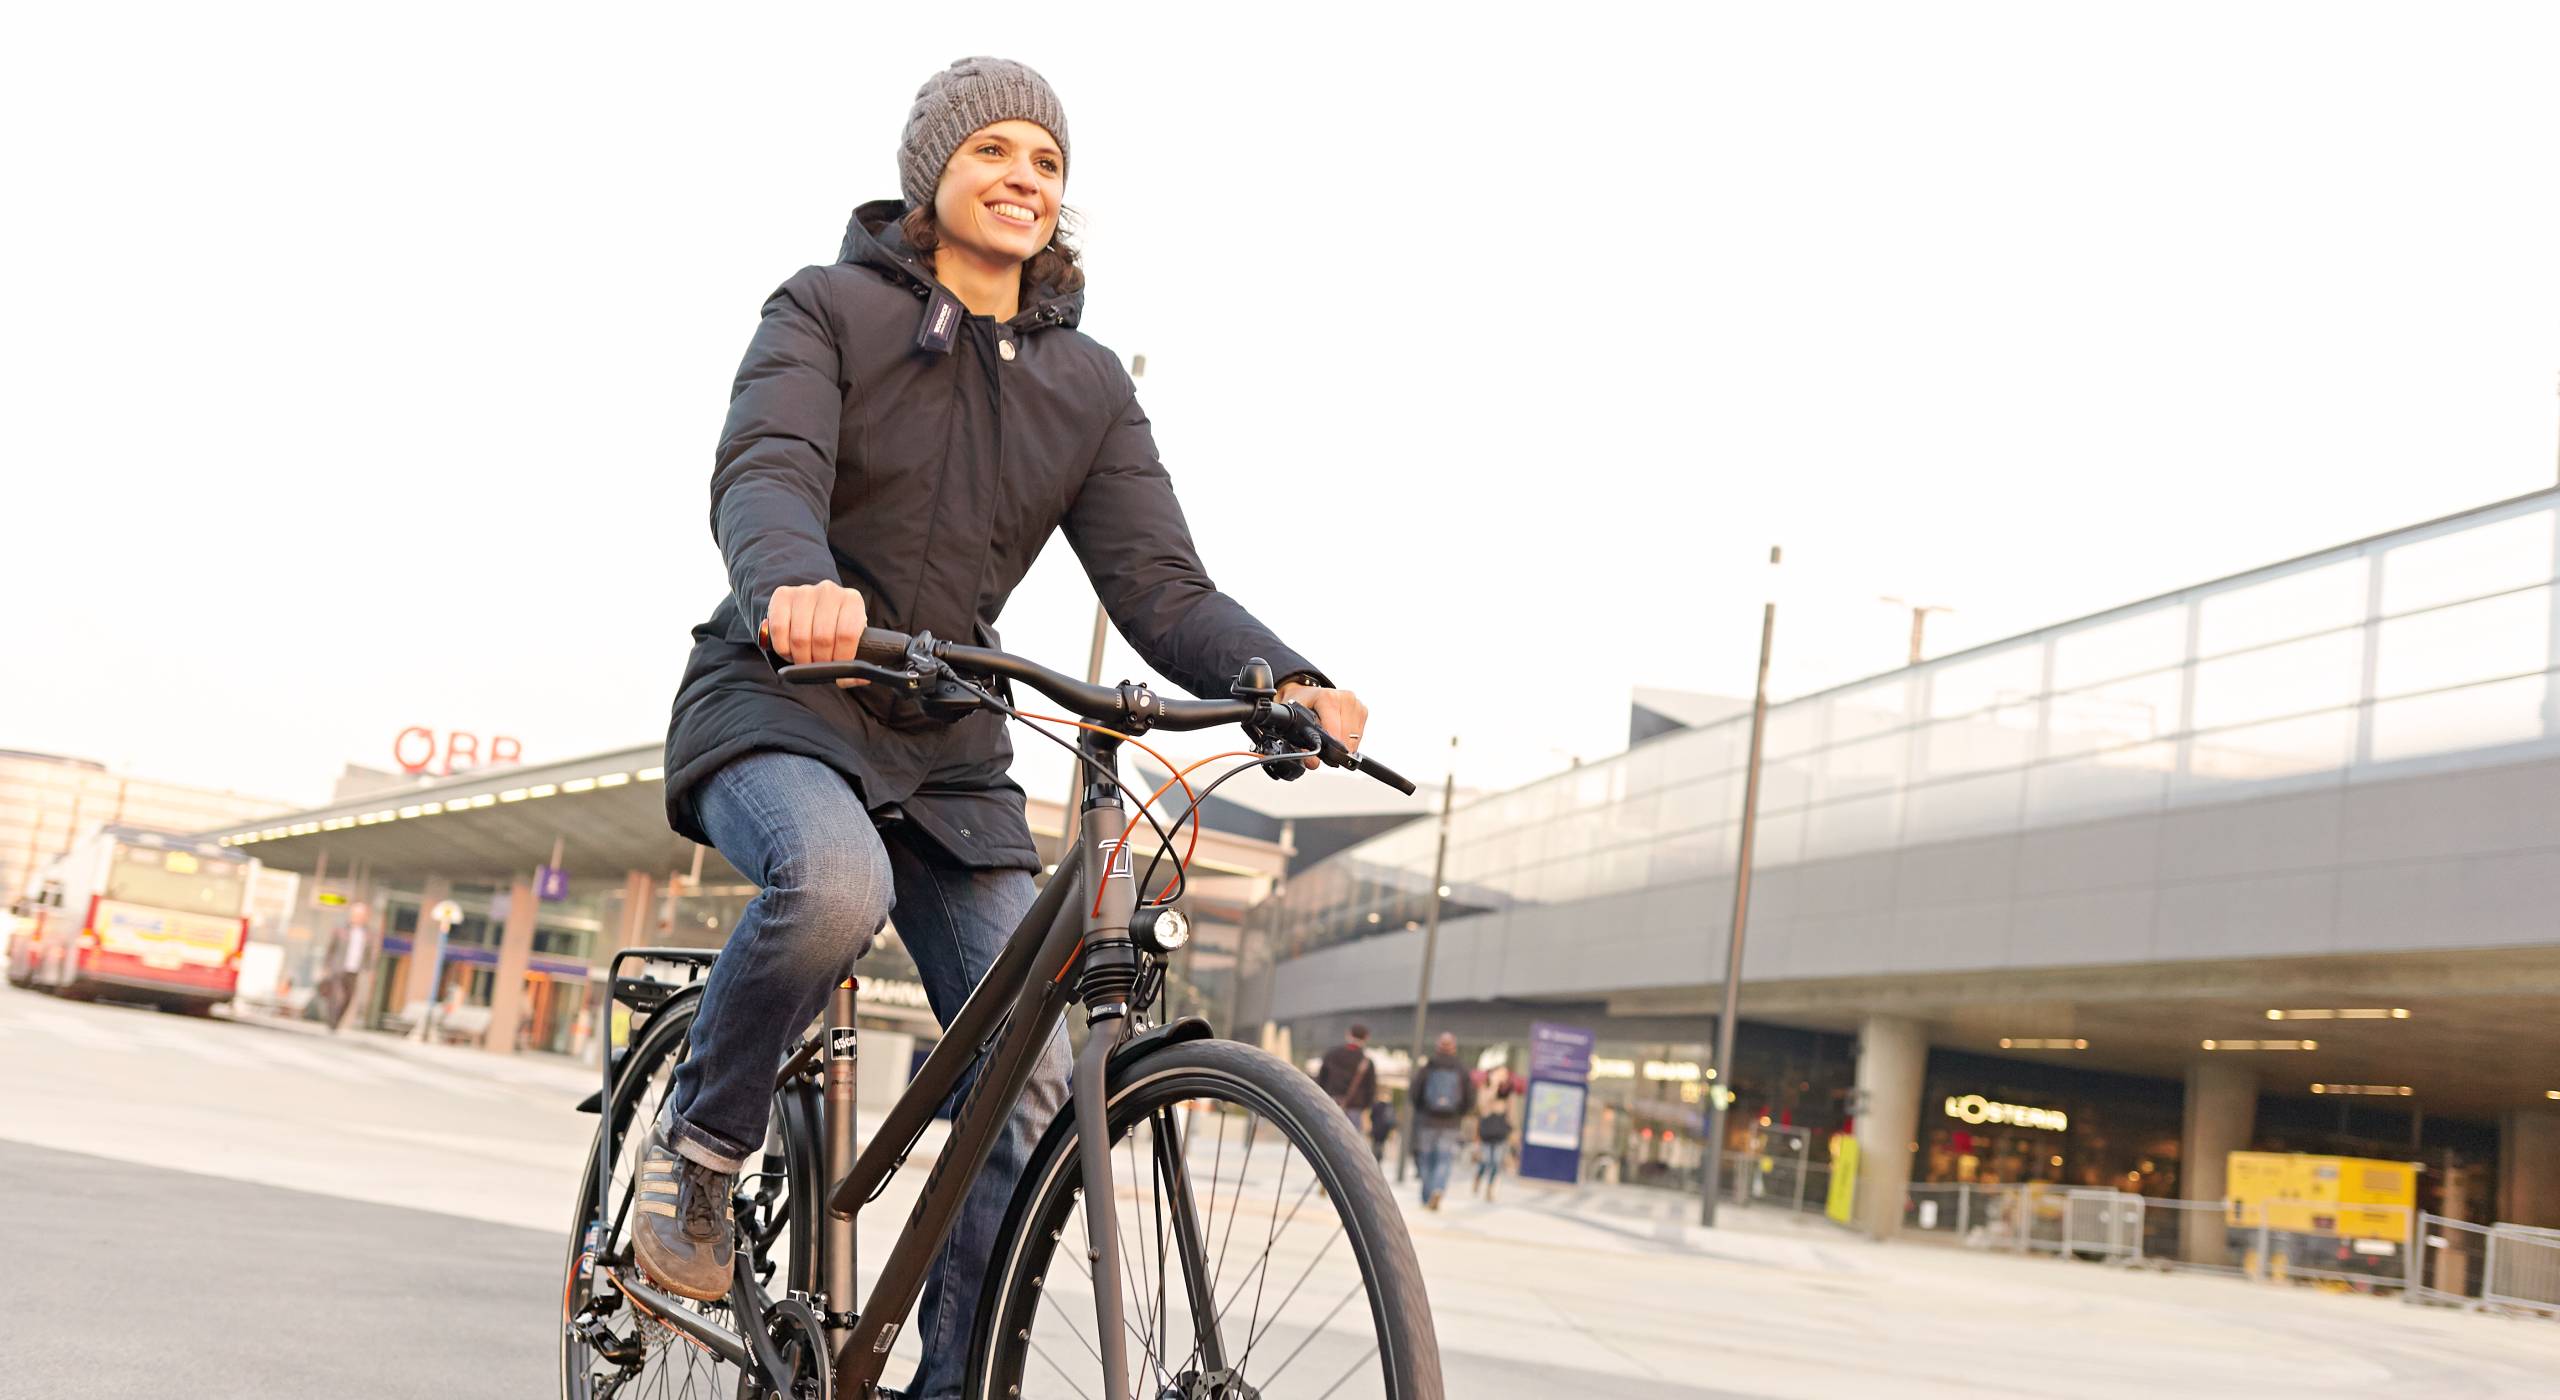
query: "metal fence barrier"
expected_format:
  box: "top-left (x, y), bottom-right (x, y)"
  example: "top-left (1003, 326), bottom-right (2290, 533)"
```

top-left (2137, 1197), bottom-right (2257, 1278)
top-left (1895, 1186), bottom-right (2470, 1301)
top-left (2064, 1188), bottom-right (2144, 1261)
top-left (2411, 1214), bottom-right (2493, 1307)
top-left (2485, 1223), bottom-right (2560, 1314)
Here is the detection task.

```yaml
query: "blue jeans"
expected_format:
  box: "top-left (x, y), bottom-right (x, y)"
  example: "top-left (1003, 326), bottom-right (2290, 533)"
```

top-left (665, 751), bottom-right (1071, 1400)
top-left (1416, 1126), bottom-right (1461, 1203)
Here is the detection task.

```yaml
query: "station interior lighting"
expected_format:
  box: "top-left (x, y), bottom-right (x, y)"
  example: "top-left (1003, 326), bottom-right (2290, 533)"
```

top-left (1998, 1037), bottom-right (2088, 1050)
top-left (2310, 1084), bottom-right (2413, 1096)
top-left (2200, 1039), bottom-right (2317, 1051)
top-left (2266, 1008), bottom-right (2408, 1020)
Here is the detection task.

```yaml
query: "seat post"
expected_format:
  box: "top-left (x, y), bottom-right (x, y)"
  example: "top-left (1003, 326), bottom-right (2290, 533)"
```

top-left (824, 977), bottom-right (859, 1353)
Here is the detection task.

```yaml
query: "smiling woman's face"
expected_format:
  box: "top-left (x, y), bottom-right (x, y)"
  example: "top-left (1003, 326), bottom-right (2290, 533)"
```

top-left (931, 119), bottom-right (1064, 272)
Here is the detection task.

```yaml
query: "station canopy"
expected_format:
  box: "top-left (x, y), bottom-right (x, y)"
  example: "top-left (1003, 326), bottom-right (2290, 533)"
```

top-left (204, 743), bottom-right (1297, 902)
top-left (205, 745), bottom-right (722, 885)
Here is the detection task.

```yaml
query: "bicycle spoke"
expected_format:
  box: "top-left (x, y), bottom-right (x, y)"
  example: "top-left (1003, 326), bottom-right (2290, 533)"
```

top-left (1242, 1133), bottom-right (1290, 1372)
top-left (1212, 1172), bottom-right (1326, 1329)
top-left (1242, 1226), bottom-right (1350, 1365)
top-left (1065, 1189), bottom-right (1181, 1390)
top-left (1117, 1119), bottom-right (1157, 1363)
top-left (985, 1057), bottom-right (1417, 1400)
top-left (1027, 1334), bottom-right (1095, 1398)
top-left (1256, 1278), bottom-right (1367, 1389)
top-left (1312, 1340), bottom-right (1384, 1400)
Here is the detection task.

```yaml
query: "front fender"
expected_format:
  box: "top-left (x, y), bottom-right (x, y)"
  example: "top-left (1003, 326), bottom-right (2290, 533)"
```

top-left (1107, 1015), bottom-right (1215, 1080)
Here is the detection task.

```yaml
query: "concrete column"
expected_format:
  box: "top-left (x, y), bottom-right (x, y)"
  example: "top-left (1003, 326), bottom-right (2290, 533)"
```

top-left (616, 871), bottom-right (655, 953)
top-left (2497, 1107), bottom-right (2560, 1229)
top-left (482, 877), bottom-right (538, 1056)
top-left (1852, 1015), bottom-right (1929, 1239)
top-left (2179, 1059), bottom-right (2258, 1266)
top-left (343, 881), bottom-right (384, 1031)
top-left (400, 875), bottom-right (453, 1014)
top-left (2434, 1162), bottom-right (2479, 1295)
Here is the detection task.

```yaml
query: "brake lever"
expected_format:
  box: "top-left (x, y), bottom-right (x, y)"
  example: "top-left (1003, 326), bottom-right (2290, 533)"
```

top-left (759, 620), bottom-right (928, 690)
top-left (777, 658), bottom-right (923, 688)
top-left (1266, 701), bottom-right (1420, 796)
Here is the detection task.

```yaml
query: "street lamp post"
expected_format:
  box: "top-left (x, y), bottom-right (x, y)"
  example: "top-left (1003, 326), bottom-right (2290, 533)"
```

top-left (1399, 737), bottom-right (1458, 1183)
top-left (1701, 546), bottom-right (1780, 1227)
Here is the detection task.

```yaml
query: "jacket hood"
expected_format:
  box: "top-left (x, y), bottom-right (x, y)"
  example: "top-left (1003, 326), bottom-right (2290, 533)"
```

top-left (839, 199), bottom-right (1084, 332)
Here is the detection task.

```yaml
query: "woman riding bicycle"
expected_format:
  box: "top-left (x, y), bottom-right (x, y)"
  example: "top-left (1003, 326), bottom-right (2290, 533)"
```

top-left (644, 57), bottom-right (1368, 1400)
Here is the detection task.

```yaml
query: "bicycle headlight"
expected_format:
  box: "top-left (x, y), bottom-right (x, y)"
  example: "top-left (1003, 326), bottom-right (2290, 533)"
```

top-left (1131, 906), bottom-right (1190, 956)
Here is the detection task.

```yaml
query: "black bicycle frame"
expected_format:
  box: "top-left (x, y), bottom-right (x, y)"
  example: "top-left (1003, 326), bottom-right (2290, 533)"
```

top-left (587, 727), bottom-right (1203, 1398)
top-left (823, 726), bottom-right (1151, 1396)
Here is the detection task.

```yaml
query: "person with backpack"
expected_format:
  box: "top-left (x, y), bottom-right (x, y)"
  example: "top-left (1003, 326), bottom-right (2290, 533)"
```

top-left (1412, 1031), bottom-right (1468, 1210)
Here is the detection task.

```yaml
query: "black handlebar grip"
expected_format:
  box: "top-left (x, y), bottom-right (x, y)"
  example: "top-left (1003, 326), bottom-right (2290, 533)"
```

top-left (1349, 754), bottom-right (1419, 797)
top-left (856, 627), bottom-right (912, 665)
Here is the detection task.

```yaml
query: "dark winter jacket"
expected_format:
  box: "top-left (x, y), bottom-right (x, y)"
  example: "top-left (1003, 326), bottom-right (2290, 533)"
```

top-left (663, 201), bottom-right (1324, 868)
top-left (1315, 1041), bottom-right (1377, 1113)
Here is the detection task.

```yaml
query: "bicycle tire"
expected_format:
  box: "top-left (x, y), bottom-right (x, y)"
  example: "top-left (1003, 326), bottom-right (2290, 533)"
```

top-left (558, 995), bottom-right (821, 1400)
top-left (968, 1038), bottom-right (1443, 1400)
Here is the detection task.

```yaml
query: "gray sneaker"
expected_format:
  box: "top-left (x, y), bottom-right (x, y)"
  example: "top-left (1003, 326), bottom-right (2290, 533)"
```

top-left (631, 1125), bottom-right (735, 1302)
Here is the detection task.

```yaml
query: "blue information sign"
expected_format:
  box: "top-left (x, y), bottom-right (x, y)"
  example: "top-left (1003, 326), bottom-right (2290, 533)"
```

top-left (535, 865), bottom-right (569, 902)
top-left (1517, 1020), bottom-right (1595, 1183)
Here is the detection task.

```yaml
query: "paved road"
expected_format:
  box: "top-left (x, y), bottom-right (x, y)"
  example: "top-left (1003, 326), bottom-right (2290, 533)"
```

top-left (5, 980), bottom-right (2555, 1398)
top-left (0, 1138), bottom-right (556, 1400)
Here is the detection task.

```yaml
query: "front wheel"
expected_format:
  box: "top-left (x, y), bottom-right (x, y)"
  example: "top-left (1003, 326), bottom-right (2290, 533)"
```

top-left (970, 1039), bottom-right (1442, 1400)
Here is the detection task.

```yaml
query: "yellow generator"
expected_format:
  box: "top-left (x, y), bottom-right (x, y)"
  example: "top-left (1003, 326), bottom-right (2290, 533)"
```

top-left (2225, 1152), bottom-right (2417, 1280)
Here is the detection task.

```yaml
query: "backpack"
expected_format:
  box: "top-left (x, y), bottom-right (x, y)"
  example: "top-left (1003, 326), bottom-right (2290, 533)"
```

top-left (1419, 1063), bottom-right (1468, 1117)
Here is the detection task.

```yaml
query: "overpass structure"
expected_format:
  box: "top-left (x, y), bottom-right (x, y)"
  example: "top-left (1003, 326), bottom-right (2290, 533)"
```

top-left (1241, 489), bottom-right (2560, 1234)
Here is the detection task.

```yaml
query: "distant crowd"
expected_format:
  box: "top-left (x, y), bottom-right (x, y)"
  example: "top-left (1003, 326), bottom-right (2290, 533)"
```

top-left (1314, 1024), bottom-right (1519, 1208)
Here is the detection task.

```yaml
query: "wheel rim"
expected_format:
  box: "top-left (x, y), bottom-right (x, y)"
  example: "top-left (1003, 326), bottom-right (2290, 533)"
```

top-left (985, 1067), bottom-right (1404, 1400)
top-left (563, 1034), bottom-right (804, 1400)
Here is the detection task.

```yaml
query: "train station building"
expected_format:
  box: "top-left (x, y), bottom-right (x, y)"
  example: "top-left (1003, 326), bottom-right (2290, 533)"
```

top-left (206, 749), bottom-right (1306, 1061)
top-left (1232, 489), bottom-right (2560, 1235)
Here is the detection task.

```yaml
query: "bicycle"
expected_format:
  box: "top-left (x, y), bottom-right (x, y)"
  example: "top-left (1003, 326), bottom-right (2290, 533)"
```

top-left (560, 626), bottom-right (1444, 1399)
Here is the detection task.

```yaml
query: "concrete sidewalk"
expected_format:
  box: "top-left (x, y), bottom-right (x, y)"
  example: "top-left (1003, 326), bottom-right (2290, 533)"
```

top-left (225, 1000), bottom-right (615, 1096)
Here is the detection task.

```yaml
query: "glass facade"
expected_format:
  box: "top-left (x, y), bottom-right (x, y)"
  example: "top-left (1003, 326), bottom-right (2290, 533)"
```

top-left (1250, 496), bottom-right (2560, 956)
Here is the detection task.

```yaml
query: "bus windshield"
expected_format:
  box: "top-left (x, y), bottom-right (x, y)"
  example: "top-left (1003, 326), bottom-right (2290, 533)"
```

top-left (104, 845), bottom-right (249, 918)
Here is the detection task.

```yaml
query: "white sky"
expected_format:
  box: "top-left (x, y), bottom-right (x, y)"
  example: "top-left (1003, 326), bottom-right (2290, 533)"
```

top-left (6, 2), bottom-right (2558, 818)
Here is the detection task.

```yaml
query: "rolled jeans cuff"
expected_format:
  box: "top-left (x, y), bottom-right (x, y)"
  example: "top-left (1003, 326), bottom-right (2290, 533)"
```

top-left (665, 1107), bottom-right (754, 1174)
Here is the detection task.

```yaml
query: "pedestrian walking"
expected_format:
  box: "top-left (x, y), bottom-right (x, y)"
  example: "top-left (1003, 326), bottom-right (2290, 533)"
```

top-left (317, 905), bottom-right (372, 1033)
top-left (1314, 1023), bottom-right (1377, 1125)
top-left (1471, 1098), bottom-right (1513, 1200)
top-left (1368, 1096), bottom-right (1397, 1165)
top-left (1413, 1031), bottom-right (1468, 1210)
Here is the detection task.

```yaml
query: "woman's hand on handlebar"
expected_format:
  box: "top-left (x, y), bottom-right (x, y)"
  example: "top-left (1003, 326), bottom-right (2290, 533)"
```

top-left (765, 581), bottom-right (870, 688)
top-left (1275, 679), bottom-right (1368, 771)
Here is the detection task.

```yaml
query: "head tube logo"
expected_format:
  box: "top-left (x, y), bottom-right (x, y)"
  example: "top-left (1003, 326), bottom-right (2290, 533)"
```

top-left (1097, 838), bottom-right (1134, 881)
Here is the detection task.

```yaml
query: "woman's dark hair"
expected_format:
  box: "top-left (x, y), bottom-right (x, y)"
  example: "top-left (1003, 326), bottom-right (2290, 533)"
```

top-left (900, 203), bottom-right (1086, 301)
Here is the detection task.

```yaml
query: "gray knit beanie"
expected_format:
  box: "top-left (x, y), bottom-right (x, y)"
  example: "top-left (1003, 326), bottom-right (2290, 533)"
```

top-left (898, 57), bottom-right (1071, 211)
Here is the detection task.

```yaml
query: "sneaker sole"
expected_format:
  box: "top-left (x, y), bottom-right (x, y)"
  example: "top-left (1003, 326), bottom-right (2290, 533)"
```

top-left (633, 1231), bottom-right (732, 1303)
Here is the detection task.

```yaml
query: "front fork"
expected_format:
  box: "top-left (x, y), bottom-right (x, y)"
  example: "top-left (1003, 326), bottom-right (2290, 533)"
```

top-left (1074, 732), bottom-right (1142, 1399)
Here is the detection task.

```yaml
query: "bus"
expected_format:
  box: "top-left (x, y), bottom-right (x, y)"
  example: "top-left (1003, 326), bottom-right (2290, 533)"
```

top-left (4, 825), bottom-right (256, 1013)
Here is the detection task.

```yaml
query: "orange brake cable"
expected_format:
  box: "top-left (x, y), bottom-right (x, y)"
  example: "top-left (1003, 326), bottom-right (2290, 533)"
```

top-left (1013, 711), bottom-right (1200, 916)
